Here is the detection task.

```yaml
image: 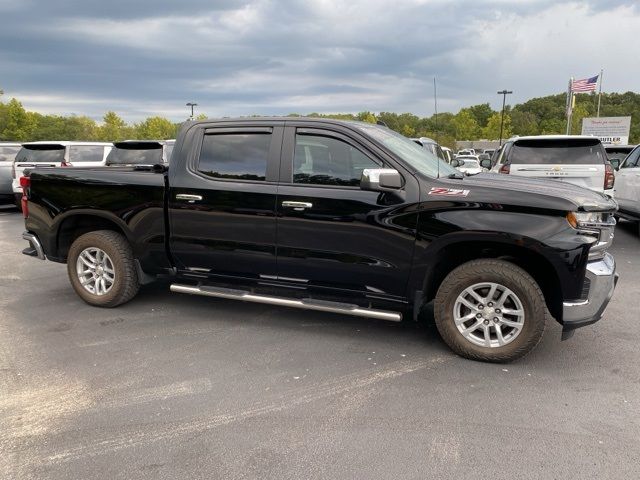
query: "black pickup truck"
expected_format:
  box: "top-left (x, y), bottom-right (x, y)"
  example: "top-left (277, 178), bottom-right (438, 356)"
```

top-left (19, 118), bottom-right (619, 362)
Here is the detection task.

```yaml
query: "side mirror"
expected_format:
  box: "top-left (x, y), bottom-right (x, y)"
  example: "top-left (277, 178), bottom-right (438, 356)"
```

top-left (451, 159), bottom-right (460, 168)
top-left (480, 158), bottom-right (492, 169)
top-left (610, 159), bottom-right (620, 170)
top-left (360, 168), bottom-right (403, 191)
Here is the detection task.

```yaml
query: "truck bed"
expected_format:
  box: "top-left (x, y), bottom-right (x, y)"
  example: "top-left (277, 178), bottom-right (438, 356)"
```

top-left (25, 166), bottom-right (171, 274)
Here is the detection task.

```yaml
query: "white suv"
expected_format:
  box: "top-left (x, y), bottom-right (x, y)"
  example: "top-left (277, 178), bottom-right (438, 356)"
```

top-left (491, 135), bottom-right (614, 196)
top-left (12, 141), bottom-right (112, 201)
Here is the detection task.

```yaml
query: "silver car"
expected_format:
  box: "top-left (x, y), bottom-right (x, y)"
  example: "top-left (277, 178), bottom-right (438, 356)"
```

top-left (0, 142), bottom-right (21, 205)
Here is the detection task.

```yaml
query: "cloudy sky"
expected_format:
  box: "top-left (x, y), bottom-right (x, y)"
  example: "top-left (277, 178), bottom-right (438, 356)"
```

top-left (0, 0), bottom-right (637, 122)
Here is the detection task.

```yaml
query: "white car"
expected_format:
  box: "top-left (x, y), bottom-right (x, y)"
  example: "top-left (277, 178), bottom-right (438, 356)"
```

top-left (491, 135), bottom-right (614, 196)
top-left (614, 145), bottom-right (640, 232)
top-left (454, 155), bottom-right (484, 175)
top-left (12, 141), bottom-right (113, 201)
top-left (457, 149), bottom-right (474, 156)
top-left (0, 142), bottom-right (21, 204)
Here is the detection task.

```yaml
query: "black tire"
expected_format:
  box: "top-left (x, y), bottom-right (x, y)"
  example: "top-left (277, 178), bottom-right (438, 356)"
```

top-left (67, 230), bottom-right (140, 307)
top-left (434, 259), bottom-right (547, 363)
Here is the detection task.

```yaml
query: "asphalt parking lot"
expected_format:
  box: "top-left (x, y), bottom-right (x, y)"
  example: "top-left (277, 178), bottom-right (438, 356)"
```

top-left (1, 204), bottom-right (639, 480)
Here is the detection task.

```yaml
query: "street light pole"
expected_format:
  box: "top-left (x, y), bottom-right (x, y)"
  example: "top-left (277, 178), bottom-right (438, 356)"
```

top-left (186, 102), bottom-right (198, 121)
top-left (497, 90), bottom-right (512, 146)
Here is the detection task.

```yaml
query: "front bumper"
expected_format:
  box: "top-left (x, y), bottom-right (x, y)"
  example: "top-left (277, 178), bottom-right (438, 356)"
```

top-left (562, 252), bottom-right (618, 332)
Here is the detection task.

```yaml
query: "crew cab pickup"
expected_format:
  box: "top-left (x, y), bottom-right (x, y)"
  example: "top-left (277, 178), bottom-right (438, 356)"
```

top-left (19, 118), bottom-right (619, 362)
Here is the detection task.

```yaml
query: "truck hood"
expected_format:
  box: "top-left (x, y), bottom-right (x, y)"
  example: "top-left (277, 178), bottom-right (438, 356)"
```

top-left (438, 173), bottom-right (617, 212)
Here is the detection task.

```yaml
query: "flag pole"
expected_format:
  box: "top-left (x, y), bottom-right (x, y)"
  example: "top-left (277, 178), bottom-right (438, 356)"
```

top-left (566, 77), bottom-right (573, 135)
top-left (596, 69), bottom-right (603, 117)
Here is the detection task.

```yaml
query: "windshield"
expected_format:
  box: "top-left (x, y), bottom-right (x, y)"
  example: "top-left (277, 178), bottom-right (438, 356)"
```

top-left (0, 146), bottom-right (20, 162)
top-left (510, 139), bottom-right (605, 165)
top-left (15, 146), bottom-right (65, 163)
top-left (355, 124), bottom-right (457, 178)
top-left (106, 145), bottom-right (163, 165)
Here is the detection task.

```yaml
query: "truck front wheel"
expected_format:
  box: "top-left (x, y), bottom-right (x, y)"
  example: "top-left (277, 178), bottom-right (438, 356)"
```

top-left (434, 259), bottom-right (546, 362)
top-left (67, 230), bottom-right (140, 307)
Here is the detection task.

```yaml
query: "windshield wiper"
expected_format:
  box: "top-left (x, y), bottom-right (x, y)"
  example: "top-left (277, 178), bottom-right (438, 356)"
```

top-left (447, 172), bottom-right (464, 179)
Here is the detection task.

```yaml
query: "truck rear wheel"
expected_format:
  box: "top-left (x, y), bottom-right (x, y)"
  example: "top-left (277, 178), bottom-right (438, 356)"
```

top-left (434, 259), bottom-right (546, 363)
top-left (67, 230), bottom-right (140, 307)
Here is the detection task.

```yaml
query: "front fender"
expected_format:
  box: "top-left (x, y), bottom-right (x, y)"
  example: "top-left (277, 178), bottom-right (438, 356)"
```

top-left (406, 209), bottom-right (592, 307)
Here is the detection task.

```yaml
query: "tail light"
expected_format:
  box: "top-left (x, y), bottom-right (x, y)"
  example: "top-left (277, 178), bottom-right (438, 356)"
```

top-left (19, 176), bottom-right (30, 218)
top-left (499, 164), bottom-right (510, 174)
top-left (604, 163), bottom-right (615, 190)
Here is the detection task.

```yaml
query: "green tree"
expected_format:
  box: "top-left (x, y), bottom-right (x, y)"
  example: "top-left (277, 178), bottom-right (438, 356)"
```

top-left (453, 109), bottom-right (479, 140)
top-left (467, 103), bottom-right (494, 128)
top-left (356, 111), bottom-right (377, 124)
top-left (135, 116), bottom-right (178, 139)
top-left (482, 112), bottom-right (512, 140)
top-left (0, 98), bottom-right (36, 141)
top-left (401, 124), bottom-right (416, 137)
top-left (510, 110), bottom-right (538, 136)
top-left (377, 112), bottom-right (401, 131)
top-left (98, 111), bottom-right (127, 141)
top-left (570, 103), bottom-right (589, 135)
top-left (538, 118), bottom-right (564, 135)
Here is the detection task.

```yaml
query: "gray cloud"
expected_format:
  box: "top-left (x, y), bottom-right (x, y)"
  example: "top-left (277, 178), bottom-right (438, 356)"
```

top-left (0, 0), bottom-right (637, 121)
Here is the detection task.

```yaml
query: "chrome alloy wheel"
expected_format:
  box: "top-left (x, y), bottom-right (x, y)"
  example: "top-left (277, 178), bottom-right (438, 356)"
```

top-left (76, 247), bottom-right (115, 296)
top-left (453, 282), bottom-right (525, 348)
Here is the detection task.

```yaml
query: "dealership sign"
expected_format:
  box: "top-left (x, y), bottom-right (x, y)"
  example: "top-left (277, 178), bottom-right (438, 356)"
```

top-left (581, 116), bottom-right (632, 145)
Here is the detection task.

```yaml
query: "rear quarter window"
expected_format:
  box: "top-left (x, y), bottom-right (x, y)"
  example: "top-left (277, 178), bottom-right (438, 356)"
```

top-left (69, 145), bottom-right (106, 163)
top-left (508, 139), bottom-right (606, 165)
top-left (0, 146), bottom-right (20, 162)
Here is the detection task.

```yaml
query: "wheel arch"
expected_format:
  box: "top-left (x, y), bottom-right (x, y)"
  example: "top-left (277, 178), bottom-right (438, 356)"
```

top-left (416, 234), bottom-right (564, 324)
top-left (54, 211), bottom-right (132, 262)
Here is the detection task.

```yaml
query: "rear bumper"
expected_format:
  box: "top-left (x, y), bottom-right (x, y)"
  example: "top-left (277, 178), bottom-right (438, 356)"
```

top-left (22, 231), bottom-right (46, 260)
top-left (562, 252), bottom-right (618, 331)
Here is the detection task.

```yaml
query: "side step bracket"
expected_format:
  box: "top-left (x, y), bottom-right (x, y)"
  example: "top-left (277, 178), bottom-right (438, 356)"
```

top-left (170, 284), bottom-right (402, 322)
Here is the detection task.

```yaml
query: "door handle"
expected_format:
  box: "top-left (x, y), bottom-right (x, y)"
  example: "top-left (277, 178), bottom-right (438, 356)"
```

top-left (282, 201), bottom-right (313, 211)
top-left (176, 194), bottom-right (203, 201)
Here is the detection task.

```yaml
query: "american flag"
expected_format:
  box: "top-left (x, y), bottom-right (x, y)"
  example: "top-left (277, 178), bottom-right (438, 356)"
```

top-left (571, 75), bottom-right (599, 93)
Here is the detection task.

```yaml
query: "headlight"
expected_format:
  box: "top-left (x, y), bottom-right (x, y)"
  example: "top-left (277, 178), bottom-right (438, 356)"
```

top-left (566, 212), bottom-right (612, 229)
top-left (567, 211), bottom-right (616, 260)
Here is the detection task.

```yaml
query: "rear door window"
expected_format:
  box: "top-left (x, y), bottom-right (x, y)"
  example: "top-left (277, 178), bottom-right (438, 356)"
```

top-left (15, 146), bottom-right (65, 163)
top-left (197, 132), bottom-right (272, 181)
top-left (509, 139), bottom-right (605, 165)
top-left (69, 145), bottom-right (105, 163)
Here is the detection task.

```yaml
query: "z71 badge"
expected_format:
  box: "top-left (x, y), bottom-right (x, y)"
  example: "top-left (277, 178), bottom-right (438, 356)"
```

top-left (428, 187), bottom-right (470, 197)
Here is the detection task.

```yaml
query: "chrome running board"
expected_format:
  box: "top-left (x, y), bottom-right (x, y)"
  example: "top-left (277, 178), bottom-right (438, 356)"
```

top-left (170, 284), bottom-right (402, 322)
